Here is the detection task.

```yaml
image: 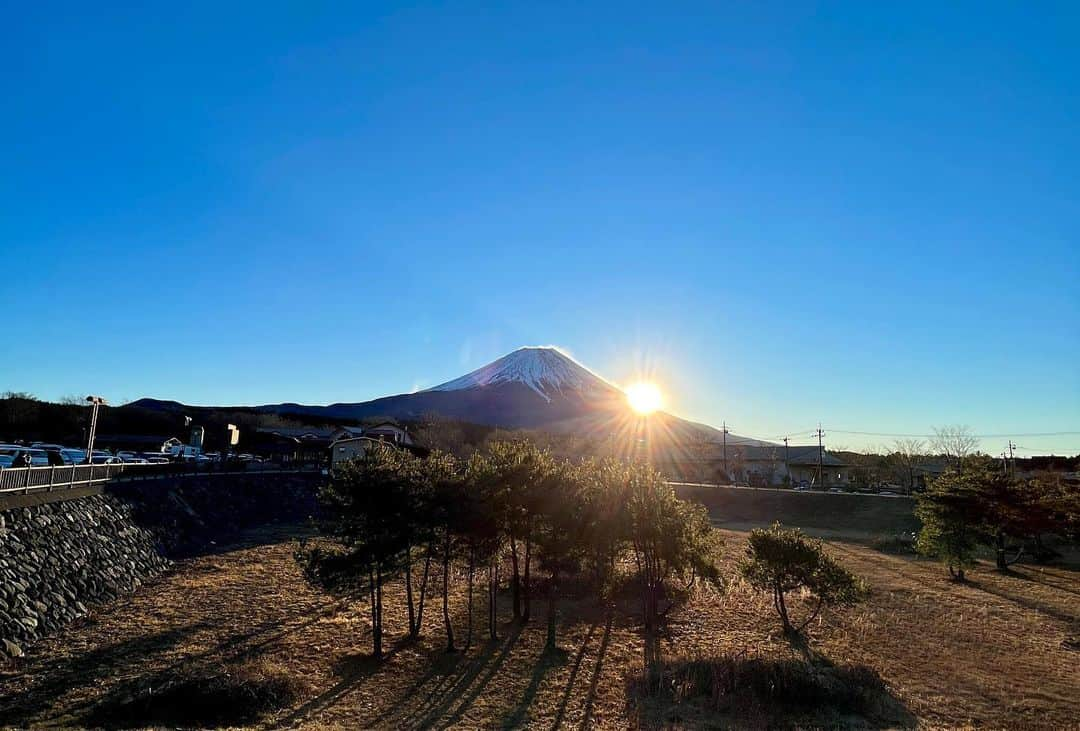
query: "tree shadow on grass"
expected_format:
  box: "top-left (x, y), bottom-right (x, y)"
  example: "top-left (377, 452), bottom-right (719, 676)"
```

top-left (500, 643), bottom-right (568, 728)
top-left (968, 577), bottom-right (1077, 624)
top-left (408, 621), bottom-right (525, 729)
top-left (0, 625), bottom-right (203, 726)
top-left (551, 620), bottom-right (599, 729)
top-left (999, 565), bottom-right (1080, 599)
top-left (579, 611), bottom-right (614, 730)
top-left (2, 597), bottom-right (343, 728)
top-left (269, 642), bottom-right (398, 729)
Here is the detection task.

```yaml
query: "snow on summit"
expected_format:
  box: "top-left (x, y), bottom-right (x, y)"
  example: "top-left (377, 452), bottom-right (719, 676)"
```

top-left (426, 346), bottom-right (617, 403)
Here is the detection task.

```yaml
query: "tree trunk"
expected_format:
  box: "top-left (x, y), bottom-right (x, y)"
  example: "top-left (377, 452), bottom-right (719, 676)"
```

top-left (489, 559), bottom-right (498, 640)
top-left (405, 544), bottom-right (416, 636)
top-left (545, 570), bottom-right (558, 651)
top-left (416, 544), bottom-right (432, 634)
top-left (510, 536), bottom-right (521, 620)
top-left (443, 536), bottom-right (455, 652)
top-left (465, 549), bottom-right (475, 651)
top-left (775, 583), bottom-right (792, 633)
top-left (376, 566), bottom-right (384, 655)
top-left (370, 567), bottom-right (382, 659)
top-left (522, 535), bottom-right (532, 623)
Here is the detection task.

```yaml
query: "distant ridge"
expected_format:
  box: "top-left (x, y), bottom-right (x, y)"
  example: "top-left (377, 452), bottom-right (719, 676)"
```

top-left (130, 346), bottom-right (771, 445)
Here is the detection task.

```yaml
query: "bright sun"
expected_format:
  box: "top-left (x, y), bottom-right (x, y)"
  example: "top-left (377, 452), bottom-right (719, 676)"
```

top-left (626, 381), bottom-right (663, 415)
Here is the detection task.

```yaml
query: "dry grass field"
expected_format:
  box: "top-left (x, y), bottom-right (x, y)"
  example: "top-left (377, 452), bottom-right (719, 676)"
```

top-left (1, 525), bottom-right (1078, 729)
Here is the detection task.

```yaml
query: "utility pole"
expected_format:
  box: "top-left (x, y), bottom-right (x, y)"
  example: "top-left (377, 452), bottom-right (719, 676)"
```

top-left (85, 395), bottom-right (107, 464)
top-left (721, 421), bottom-right (729, 482)
top-left (1008, 441), bottom-right (1016, 477)
top-left (783, 436), bottom-right (791, 485)
top-left (814, 424), bottom-right (825, 489)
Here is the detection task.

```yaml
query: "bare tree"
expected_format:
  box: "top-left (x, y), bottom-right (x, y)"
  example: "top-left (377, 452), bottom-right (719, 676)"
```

top-left (686, 435), bottom-right (716, 482)
top-left (413, 412), bottom-right (472, 457)
top-left (930, 425), bottom-right (979, 471)
top-left (892, 438), bottom-right (926, 491)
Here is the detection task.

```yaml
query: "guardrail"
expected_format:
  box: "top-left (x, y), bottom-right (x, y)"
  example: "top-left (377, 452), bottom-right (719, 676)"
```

top-left (0, 461), bottom-right (323, 495)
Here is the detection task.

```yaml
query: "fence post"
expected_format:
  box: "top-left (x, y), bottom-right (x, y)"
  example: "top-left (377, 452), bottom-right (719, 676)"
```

top-left (48, 465), bottom-right (55, 492)
top-left (70, 463), bottom-right (76, 489)
top-left (23, 467), bottom-right (32, 494)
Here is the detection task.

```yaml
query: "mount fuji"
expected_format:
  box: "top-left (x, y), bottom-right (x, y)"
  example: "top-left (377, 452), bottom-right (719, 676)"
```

top-left (133, 346), bottom-right (767, 445)
top-left (252, 346), bottom-right (629, 429)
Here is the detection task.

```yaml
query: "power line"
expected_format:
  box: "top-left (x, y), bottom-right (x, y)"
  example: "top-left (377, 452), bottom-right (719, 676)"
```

top-left (825, 429), bottom-right (1080, 439)
top-left (719, 425), bottom-right (1079, 441)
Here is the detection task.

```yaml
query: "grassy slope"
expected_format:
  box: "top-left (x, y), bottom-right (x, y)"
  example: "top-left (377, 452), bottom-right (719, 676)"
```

top-left (1, 526), bottom-right (1077, 729)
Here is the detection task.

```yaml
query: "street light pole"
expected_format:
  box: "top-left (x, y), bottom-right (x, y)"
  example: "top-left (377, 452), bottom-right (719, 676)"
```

top-left (85, 395), bottom-right (107, 464)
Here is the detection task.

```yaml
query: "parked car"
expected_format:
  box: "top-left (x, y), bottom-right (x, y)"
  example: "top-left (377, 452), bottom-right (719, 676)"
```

top-left (0, 446), bottom-right (50, 467)
top-left (31, 442), bottom-right (67, 451)
top-left (61, 448), bottom-right (87, 464)
top-left (89, 453), bottom-right (122, 464)
top-left (42, 448), bottom-right (71, 465)
top-left (166, 445), bottom-right (202, 460)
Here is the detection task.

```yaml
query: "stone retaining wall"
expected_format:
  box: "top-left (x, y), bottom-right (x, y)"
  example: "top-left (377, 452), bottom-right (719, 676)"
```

top-left (0, 495), bottom-right (169, 659)
top-left (0, 472), bottom-right (321, 660)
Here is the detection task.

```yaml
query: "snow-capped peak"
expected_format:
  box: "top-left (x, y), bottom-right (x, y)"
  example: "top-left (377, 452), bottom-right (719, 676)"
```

top-left (425, 346), bottom-right (617, 403)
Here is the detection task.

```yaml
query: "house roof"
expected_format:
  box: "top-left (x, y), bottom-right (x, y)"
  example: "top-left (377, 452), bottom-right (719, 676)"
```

top-left (364, 422), bottom-right (406, 432)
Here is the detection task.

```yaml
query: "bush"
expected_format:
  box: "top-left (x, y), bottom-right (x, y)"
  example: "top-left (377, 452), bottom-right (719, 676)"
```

top-left (81, 658), bottom-right (310, 727)
top-left (630, 653), bottom-right (909, 727)
top-left (872, 532), bottom-right (918, 555)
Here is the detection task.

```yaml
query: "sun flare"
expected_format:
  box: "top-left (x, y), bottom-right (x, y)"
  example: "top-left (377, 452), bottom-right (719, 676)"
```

top-left (625, 381), bottom-right (663, 415)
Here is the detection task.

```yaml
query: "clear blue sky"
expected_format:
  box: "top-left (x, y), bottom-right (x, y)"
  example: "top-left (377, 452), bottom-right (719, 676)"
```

top-left (3, 2), bottom-right (1078, 453)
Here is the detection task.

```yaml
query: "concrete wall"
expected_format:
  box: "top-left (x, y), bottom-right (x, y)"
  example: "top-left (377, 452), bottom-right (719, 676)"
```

top-left (674, 484), bottom-right (919, 538)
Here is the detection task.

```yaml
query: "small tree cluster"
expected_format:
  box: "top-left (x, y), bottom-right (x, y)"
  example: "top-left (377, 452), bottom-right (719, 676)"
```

top-left (299, 440), bottom-right (722, 659)
top-left (740, 522), bottom-right (865, 634)
top-left (915, 458), bottom-right (1080, 581)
